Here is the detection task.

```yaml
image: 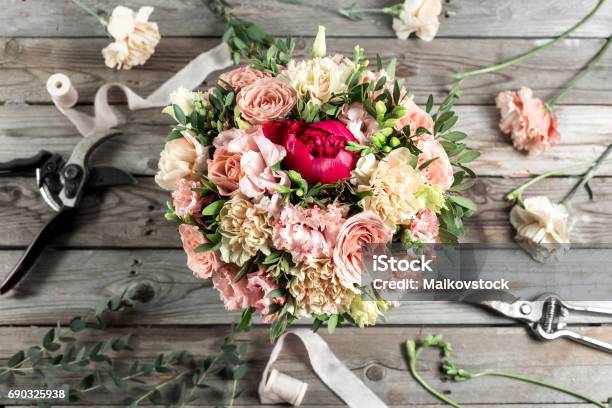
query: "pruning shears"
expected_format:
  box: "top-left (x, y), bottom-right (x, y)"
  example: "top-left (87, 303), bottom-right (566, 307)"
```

top-left (464, 290), bottom-right (612, 354)
top-left (0, 130), bottom-right (135, 295)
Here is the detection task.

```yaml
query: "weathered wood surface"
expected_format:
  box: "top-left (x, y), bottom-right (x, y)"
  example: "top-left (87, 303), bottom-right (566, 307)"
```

top-left (1, 327), bottom-right (611, 406)
top-left (0, 176), bottom-right (611, 248)
top-left (2, 105), bottom-right (611, 177)
top-left (2, 37), bottom-right (611, 105)
top-left (2, 0), bottom-right (611, 38)
top-left (1, 248), bottom-right (611, 325)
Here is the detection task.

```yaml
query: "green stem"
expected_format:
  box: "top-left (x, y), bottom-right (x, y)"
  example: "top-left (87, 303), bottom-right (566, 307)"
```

top-left (339, 4), bottom-right (403, 19)
top-left (452, 0), bottom-right (608, 80)
top-left (505, 158), bottom-right (612, 204)
top-left (548, 36), bottom-right (612, 107)
top-left (561, 144), bottom-right (612, 206)
top-left (71, 0), bottom-right (108, 27)
top-left (473, 371), bottom-right (607, 408)
top-left (133, 371), bottom-right (186, 405)
top-left (228, 379), bottom-right (238, 408)
top-left (179, 354), bottom-right (222, 408)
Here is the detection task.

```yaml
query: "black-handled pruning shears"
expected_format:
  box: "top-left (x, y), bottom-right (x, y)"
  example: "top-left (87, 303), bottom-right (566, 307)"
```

top-left (0, 130), bottom-right (135, 295)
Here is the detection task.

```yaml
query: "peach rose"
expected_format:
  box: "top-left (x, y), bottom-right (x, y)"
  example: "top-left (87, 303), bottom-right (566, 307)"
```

top-left (237, 77), bottom-right (297, 124)
top-left (218, 66), bottom-right (270, 91)
top-left (172, 179), bottom-right (206, 219)
top-left (496, 87), bottom-right (560, 155)
top-left (333, 211), bottom-right (394, 290)
top-left (396, 98), bottom-right (434, 135)
top-left (207, 148), bottom-right (243, 196)
top-left (155, 130), bottom-right (209, 191)
top-left (179, 224), bottom-right (220, 280)
top-left (415, 136), bottom-right (454, 191)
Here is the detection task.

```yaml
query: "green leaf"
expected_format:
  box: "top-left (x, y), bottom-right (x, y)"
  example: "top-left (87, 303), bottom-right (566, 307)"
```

top-left (448, 195), bottom-right (477, 212)
top-left (457, 150), bottom-right (480, 164)
top-left (202, 199), bottom-right (227, 217)
top-left (149, 389), bottom-right (162, 405)
top-left (79, 374), bottom-right (95, 391)
top-left (386, 58), bottom-right (397, 81)
top-left (195, 240), bottom-right (222, 253)
top-left (327, 314), bottom-right (339, 334)
top-left (8, 350), bottom-right (25, 368)
top-left (441, 131), bottom-right (467, 142)
top-left (239, 307), bottom-right (255, 332)
top-left (426, 95), bottom-right (434, 113)
top-left (173, 105), bottom-right (187, 125)
top-left (70, 317), bottom-right (87, 333)
top-left (233, 364), bottom-right (247, 380)
top-left (266, 289), bottom-right (284, 299)
top-left (166, 128), bottom-right (183, 142)
top-left (311, 318), bottom-right (323, 333)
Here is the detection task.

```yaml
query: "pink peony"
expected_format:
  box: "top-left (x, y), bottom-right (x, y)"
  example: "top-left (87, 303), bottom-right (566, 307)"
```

top-left (218, 65), bottom-right (270, 91)
top-left (247, 267), bottom-right (285, 323)
top-left (272, 203), bottom-right (349, 263)
top-left (333, 211), bottom-right (394, 289)
top-left (409, 209), bottom-right (440, 243)
top-left (338, 102), bottom-right (380, 145)
top-left (396, 98), bottom-right (434, 135)
top-left (496, 87), bottom-right (560, 155)
top-left (237, 77), bottom-right (297, 125)
top-left (212, 262), bottom-right (254, 310)
top-left (262, 120), bottom-right (358, 185)
top-left (415, 136), bottom-right (454, 191)
top-left (207, 148), bottom-right (243, 196)
top-left (179, 224), bottom-right (220, 280)
top-left (173, 179), bottom-right (205, 219)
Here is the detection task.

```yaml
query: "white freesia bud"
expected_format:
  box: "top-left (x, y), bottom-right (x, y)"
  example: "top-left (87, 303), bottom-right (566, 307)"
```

top-left (312, 25), bottom-right (327, 58)
top-left (510, 196), bottom-right (573, 262)
top-left (352, 153), bottom-right (378, 187)
top-left (162, 87), bottom-right (196, 119)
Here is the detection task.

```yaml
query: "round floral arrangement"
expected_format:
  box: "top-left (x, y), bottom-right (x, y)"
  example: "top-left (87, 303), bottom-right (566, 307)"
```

top-left (156, 27), bottom-right (478, 338)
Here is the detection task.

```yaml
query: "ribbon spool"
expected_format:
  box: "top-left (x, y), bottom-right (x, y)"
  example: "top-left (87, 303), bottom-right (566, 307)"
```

top-left (47, 73), bottom-right (79, 108)
top-left (261, 368), bottom-right (308, 406)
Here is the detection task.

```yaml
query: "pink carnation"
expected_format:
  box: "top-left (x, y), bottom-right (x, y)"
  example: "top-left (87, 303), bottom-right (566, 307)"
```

top-left (338, 102), bottom-right (380, 145)
top-left (179, 224), bottom-right (220, 280)
top-left (247, 267), bottom-right (285, 323)
top-left (409, 209), bottom-right (440, 243)
top-left (396, 98), bottom-right (434, 135)
top-left (496, 87), bottom-right (560, 155)
top-left (218, 65), bottom-right (270, 91)
top-left (212, 262), bottom-right (253, 310)
top-left (415, 136), bottom-right (454, 191)
top-left (173, 179), bottom-right (205, 219)
top-left (272, 203), bottom-right (349, 263)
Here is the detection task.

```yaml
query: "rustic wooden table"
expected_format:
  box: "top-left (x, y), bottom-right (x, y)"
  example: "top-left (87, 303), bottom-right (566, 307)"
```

top-left (1, 0), bottom-right (612, 406)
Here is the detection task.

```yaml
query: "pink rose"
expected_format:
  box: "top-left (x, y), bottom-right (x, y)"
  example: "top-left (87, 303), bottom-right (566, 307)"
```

top-left (396, 98), bottom-right (434, 135)
top-left (247, 267), bottom-right (285, 323)
top-left (212, 262), bottom-right (253, 310)
top-left (179, 224), bottom-right (220, 280)
top-left (415, 136), bottom-right (454, 191)
top-left (338, 102), bottom-right (380, 145)
top-left (409, 209), bottom-right (440, 243)
top-left (333, 211), bottom-right (394, 289)
top-left (272, 203), bottom-right (349, 263)
top-left (218, 65), bottom-right (270, 91)
top-left (496, 87), bottom-right (560, 155)
top-left (262, 120), bottom-right (358, 185)
top-left (207, 148), bottom-right (243, 196)
top-left (237, 77), bottom-right (297, 125)
top-left (173, 179), bottom-right (205, 219)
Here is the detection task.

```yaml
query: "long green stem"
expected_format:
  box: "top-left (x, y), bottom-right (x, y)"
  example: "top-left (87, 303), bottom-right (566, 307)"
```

top-left (71, 0), bottom-right (108, 27)
top-left (133, 371), bottom-right (186, 405)
top-left (562, 144), bottom-right (612, 206)
top-left (452, 0), bottom-right (608, 80)
top-left (548, 36), bottom-right (612, 107)
top-left (338, 4), bottom-right (403, 20)
top-left (179, 354), bottom-right (222, 408)
top-left (472, 371), bottom-right (607, 408)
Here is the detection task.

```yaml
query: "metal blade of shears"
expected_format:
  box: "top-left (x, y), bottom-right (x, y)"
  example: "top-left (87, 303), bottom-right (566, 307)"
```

top-left (461, 290), bottom-right (542, 323)
top-left (86, 166), bottom-right (136, 190)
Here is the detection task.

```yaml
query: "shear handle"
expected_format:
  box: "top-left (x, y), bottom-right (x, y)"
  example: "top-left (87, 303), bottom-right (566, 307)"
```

top-left (0, 207), bottom-right (76, 295)
top-left (0, 150), bottom-right (52, 174)
top-left (534, 325), bottom-right (612, 354)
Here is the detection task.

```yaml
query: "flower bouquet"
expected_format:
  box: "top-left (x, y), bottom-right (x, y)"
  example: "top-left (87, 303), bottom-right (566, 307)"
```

top-left (155, 27), bottom-right (478, 338)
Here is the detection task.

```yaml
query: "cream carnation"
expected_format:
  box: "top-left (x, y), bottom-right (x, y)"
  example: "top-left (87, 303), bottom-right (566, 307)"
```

top-left (219, 196), bottom-right (273, 266)
top-left (155, 130), bottom-right (209, 191)
top-left (281, 56), bottom-right (355, 107)
top-left (352, 153), bottom-right (378, 186)
top-left (237, 77), bottom-right (297, 125)
top-left (361, 147), bottom-right (424, 228)
top-left (510, 196), bottom-right (571, 245)
top-left (392, 0), bottom-right (442, 42)
top-left (288, 259), bottom-right (354, 317)
top-left (102, 6), bottom-right (161, 70)
top-left (349, 296), bottom-right (389, 328)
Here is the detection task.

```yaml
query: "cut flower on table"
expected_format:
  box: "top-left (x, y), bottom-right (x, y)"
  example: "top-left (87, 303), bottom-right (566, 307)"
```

top-left (155, 25), bottom-right (479, 339)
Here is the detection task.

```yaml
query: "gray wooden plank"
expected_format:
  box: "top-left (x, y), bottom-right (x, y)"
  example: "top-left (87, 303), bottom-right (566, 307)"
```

top-left (2, 0), bottom-right (611, 38)
top-left (0, 248), bottom-right (611, 325)
top-left (1, 176), bottom-right (611, 248)
top-left (0, 327), bottom-right (611, 405)
top-left (1, 105), bottom-right (611, 177)
top-left (2, 37), bottom-right (611, 105)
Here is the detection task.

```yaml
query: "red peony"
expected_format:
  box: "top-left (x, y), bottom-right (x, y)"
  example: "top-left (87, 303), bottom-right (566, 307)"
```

top-left (262, 120), bottom-right (358, 185)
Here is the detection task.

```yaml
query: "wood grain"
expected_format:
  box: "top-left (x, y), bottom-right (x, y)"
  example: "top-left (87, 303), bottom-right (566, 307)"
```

top-left (2, 0), bottom-right (611, 38)
top-left (1, 105), bottom-right (611, 177)
top-left (0, 176), bottom-right (611, 248)
top-left (1, 247), bottom-right (611, 325)
top-left (2, 37), bottom-right (611, 105)
top-left (1, 326), bottom-right (611, 405)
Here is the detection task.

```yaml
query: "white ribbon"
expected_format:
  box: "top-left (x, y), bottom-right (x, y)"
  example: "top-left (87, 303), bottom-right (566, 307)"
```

top-left (259, 329), bottom-right (388, 408)
top-left (46, 43), bottom-right (233, 137)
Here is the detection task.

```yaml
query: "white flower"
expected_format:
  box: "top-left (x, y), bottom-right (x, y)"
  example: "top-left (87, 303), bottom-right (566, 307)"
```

top-left (162, 87), bottom-right (197, 119)
top-left (392, 0), bottom-right (442, 42)
top-left (280, 56), bottom-right (354, 107)
top-left (155, 130), bottom-right (209, 191)
top-left (312, 25), bottom-right (327, 58)
top-left (102, 6), bottom-right (161, 70)
top-left (352, 153), bottom-right (378, 187)
top-left (510, 196), bottom-right (573, 262)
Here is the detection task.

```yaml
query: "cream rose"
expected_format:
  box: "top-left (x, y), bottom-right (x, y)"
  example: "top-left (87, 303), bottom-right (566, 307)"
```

top-left (162, 87), bottom-right (197, 119)
top-left (155, 130), bottom-right (209, 191)
top-left (102, 6), bottom-right (161, 70)
top-left (352, 153), bottom-right (378, 187)
top-left (237, 78), bottom-right (297, 124)
top-left (392, 0), bottom-right (442, 42)
top-left (218, 66), bottom-right (270, 91)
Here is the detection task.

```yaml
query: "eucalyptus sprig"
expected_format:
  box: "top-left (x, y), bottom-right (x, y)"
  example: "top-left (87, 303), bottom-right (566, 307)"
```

top-left (406, 334), bottom-right (607, 408)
